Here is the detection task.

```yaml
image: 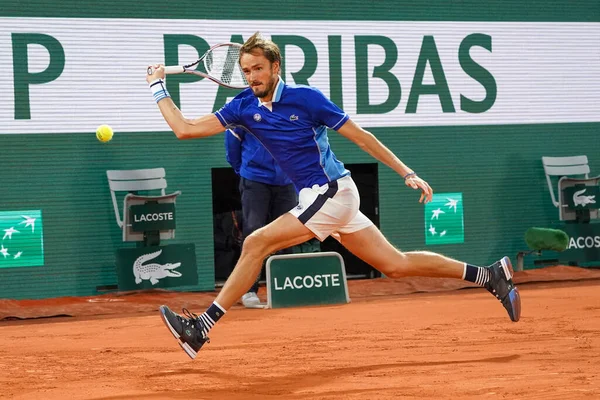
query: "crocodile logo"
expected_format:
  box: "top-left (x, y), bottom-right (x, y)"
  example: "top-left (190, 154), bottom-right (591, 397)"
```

top-left (573, 188), bottom-right (596, 207)
top-left (133, 249), bottom-right (182, 285)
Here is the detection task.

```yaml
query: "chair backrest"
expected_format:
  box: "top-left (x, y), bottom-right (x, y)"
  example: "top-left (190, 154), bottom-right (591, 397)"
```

top-left (542, 156), bottom-right (590, 178)
top-left (542, 156), bottom-right (590, 208)
top-left (107, 168), bottom-right (167, 194)
top-left (107, 168), bottom-right (168, 228)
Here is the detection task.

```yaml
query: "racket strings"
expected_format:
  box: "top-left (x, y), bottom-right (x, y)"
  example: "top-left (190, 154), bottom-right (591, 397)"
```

top-left (204, 46), bottom-right (247, 87)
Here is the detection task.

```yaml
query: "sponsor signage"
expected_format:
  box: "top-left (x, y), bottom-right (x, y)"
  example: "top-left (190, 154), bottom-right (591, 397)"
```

top-left (425, 193), bottom-right (464, 245)
top-left (0, 210), bottom-right (44, 268)
top-left (1, 19), bottom-right (599, 134)
top-left (560, 223), bottom-right (600, 263)
top-left (130, 203), bottom-right (176, 232)
top-left (266, 252), bottom-right (350, 308)
top-left (115, 243), bottom-right (197, 290)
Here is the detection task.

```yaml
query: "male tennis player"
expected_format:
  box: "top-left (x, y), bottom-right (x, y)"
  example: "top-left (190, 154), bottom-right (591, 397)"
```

top-left (147, 32), bottom-right (521, 359)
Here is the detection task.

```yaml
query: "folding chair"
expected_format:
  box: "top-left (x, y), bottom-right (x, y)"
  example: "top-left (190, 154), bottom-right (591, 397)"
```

top-left (106, 168), bottom-right (181, 242)
top-left (542, 156), bottom-right (599, 221)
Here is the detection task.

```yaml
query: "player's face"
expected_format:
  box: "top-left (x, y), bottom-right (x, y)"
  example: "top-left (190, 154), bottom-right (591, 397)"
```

top-left (240, 50), bottom-right (280, 100)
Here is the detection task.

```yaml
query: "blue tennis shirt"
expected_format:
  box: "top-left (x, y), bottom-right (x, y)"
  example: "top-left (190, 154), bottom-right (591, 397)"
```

top-left (215, 78), bottom-right (350, 191)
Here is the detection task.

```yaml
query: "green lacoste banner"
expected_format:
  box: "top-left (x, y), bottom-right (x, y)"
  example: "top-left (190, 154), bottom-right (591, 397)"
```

top-left (425, 193), bottom-right (464, 245)
top-left (115, 243), bottom-right (197, 291)
top-left (0, 210), bottom-right (44, 268)
top-left (559, 223), bottom-right (600, 263)
top-left (266, 252), bottom-right (350, 309)
top-left (563, 185), bottom-right (600, 210)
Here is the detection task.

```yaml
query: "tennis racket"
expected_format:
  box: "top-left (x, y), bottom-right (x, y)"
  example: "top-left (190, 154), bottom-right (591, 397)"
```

top-left (147, 42), bottom-right (249, 89)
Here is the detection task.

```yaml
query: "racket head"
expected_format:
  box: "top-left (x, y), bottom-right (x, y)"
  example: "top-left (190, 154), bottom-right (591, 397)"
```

top-left (200, 42), bottom-right (248, 89)
top-left (148, 42), bottom-right (249, 89)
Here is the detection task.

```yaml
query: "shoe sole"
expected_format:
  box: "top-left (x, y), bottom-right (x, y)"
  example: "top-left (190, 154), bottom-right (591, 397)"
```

top-left (507, 287), bottom-right (521, 322)
top-left (159, 305), bottom-right (197, 360)
top-left (500, 257), bottom-right (521, 322)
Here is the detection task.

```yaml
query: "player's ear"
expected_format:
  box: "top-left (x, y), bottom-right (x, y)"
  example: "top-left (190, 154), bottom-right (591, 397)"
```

top-left (272, 60), bottom-right (281, 75)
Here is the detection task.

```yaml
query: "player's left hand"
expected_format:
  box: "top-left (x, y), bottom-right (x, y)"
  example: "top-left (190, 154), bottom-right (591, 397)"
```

top-left (405, 174), bottom-right (433, 203)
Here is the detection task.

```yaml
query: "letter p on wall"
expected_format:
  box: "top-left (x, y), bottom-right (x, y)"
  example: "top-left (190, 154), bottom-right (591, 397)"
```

top-left (12, 33), bottom-right (65, 120)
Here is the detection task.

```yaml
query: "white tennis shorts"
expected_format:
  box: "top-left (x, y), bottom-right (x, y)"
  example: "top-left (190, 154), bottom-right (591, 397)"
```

top-left (289, 175), bottom-right (374, 241)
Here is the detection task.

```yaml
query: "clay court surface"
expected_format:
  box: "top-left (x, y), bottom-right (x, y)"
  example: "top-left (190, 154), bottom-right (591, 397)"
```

top-left (1, 266), bottom-right (599, 400)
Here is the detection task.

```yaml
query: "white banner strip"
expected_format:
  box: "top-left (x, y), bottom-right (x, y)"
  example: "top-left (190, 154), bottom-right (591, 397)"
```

top-left (1, 18), bottom-right (599, 134)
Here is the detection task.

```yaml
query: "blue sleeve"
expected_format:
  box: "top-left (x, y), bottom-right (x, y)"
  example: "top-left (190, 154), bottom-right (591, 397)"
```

top-left (225, 129), bottom-right (243, 175)
top-left (307, 87), bottom-right (349, 130)
top-left (214, 93), bottom-right (247, 127)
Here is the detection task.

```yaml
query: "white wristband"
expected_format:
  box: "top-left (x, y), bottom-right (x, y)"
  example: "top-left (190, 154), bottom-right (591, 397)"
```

top-left (149, 78), bottom-right (170, 103)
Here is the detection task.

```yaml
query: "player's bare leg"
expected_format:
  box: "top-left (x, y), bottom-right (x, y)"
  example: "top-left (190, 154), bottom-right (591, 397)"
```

top-left (337, 225), bottom-right (521, 322)
top-left (215, 213), bottom-right (315, 309)
top-left (336, 225), bottom-right (465, 278)
top-left (159, 213), bottom-right (314, 359)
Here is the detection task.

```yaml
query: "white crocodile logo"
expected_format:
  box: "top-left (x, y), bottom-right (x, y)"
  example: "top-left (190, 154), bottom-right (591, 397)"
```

top-left (133, 249), bottom-right (182, 285)
top-left (573, 188), bottom-right (596, 207)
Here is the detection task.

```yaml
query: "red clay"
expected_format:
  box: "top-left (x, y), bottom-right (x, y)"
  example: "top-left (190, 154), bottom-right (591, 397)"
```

top-left (0, 266), bottom-right (599, 399)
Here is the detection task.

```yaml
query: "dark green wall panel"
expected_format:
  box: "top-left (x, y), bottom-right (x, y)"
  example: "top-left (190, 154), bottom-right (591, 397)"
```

top-left (1, 132), bottom-right (226, 298)
top-left (5, 122), bottom-right (598, 299)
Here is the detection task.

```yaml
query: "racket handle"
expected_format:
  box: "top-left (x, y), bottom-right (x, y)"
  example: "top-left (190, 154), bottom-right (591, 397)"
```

top-left (146, 65), bottom-right (185, 75)
top-left (165, 66), bottom-right (185, 74)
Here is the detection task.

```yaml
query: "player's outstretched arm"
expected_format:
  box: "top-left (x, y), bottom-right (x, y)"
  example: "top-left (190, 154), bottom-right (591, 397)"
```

top-left (146, 64), bottom-right (225, 140)
top-left (337, 119), bottom-right (433, 203)
top-left (157, 101), bottom-right (223, 140)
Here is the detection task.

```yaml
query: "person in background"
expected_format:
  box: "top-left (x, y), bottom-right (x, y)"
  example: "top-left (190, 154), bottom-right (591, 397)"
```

top-left (225, 127), bottom-right (297, 308)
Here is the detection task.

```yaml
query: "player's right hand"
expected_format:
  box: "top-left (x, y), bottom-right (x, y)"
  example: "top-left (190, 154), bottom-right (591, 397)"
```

top-left (405, 174), bottom-right (433, 204)
top-left (146, 64), bottom-right (166, 83)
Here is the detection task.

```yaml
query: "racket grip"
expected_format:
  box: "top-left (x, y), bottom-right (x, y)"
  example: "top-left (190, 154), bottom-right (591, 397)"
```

top-left (165, 66), bottom-right (185, 74)
top-left (146, 65), bottom-right (185, 75)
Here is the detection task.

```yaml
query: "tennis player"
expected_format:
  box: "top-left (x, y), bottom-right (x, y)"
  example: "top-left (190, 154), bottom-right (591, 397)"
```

top-left (147, 32), bottom-right (521, 359)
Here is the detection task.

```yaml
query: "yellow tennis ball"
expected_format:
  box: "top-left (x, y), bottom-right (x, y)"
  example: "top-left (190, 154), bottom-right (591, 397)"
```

top-left (96, 124), bottom-right (114, 142)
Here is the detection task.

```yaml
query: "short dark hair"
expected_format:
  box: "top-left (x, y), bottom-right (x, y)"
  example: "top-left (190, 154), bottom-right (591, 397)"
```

top-left (240, 32), bottom-right (281, 65)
